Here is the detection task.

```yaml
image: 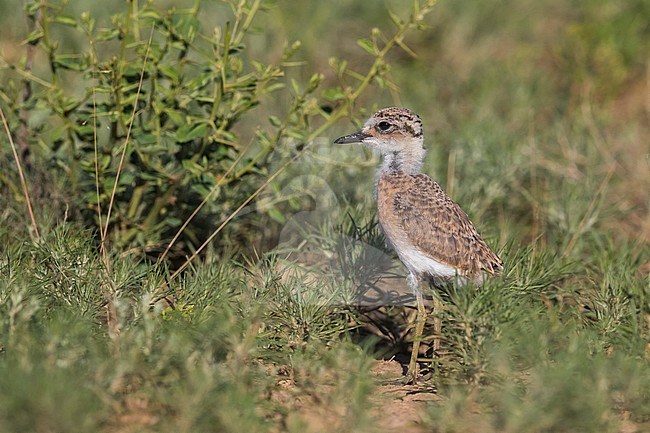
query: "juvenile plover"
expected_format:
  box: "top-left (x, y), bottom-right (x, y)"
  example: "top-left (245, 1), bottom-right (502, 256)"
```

top-left (335, 107), bottom-right (502, 382)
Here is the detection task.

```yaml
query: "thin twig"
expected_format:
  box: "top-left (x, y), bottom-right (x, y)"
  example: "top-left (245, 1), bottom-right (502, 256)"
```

top-left (92, 85), bottom-right (105, 242)
top-left (0, 106), bottom-right (41, 240)
top-left (562, 166), bottom-right (615, 256)
top-left (157, 148), bottom-right (247, 263)
top-left (169, 148), bottom-right (303, 280)
top-left (101, 26), bottom-right (155, 254)
top-left (169, 109), bottom-right (348, 280)
top-left (16, 6), bottom-right (43, 171)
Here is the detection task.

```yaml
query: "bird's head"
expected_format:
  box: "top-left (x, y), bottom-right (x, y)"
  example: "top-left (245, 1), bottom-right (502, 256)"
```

top-left (335, 107), bottom-right (425, 173)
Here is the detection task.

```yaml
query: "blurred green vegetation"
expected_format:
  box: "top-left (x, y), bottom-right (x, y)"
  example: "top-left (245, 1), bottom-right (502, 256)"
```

top-left (1, 0), bottom-right (649, 432)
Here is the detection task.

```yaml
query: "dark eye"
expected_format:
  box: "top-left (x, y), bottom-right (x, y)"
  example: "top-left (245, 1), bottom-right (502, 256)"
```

top-left (376, 121), bottom-right (392, 132)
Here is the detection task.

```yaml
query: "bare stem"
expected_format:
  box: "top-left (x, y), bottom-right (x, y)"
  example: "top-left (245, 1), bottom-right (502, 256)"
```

top-left (101, 26), bottom-right (155, 255)
top-left (0, 106), bottom-right (41, 241)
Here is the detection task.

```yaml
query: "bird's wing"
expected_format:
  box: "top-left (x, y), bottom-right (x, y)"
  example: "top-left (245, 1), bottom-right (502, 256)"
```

top-left (384, 173), bottom-right (502, 276)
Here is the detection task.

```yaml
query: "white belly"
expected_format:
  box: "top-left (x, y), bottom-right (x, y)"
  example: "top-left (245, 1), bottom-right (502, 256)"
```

top-left (391, 238), bottom-right (459, 278)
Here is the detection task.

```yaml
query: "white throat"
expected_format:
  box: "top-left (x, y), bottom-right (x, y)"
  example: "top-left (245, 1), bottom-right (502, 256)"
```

top-left (378, 138), bottom-right (425, 175)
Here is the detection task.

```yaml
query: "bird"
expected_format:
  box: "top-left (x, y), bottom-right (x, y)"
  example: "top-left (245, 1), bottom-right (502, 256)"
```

top-left (334, 107), bottom-right (502, 383)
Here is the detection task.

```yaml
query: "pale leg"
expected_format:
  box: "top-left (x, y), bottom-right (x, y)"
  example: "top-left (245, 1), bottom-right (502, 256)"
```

top-left (406, 273), bottom-right (426, 383)
top-left (432, 293), bottom-right (442, 353)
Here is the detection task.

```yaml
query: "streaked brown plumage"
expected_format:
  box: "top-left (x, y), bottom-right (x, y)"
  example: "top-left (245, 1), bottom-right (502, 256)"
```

top-left (378, 172), bottom-right (502, 279)
top-left (335, 107), bottom-right (502, 382)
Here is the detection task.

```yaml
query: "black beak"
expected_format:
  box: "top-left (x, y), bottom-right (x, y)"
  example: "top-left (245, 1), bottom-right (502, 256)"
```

top-left (334, 131), bottom-right (371, 144)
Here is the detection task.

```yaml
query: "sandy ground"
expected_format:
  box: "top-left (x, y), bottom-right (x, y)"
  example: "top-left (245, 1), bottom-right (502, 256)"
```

top-left (369, 359), bottom-right (442, 433)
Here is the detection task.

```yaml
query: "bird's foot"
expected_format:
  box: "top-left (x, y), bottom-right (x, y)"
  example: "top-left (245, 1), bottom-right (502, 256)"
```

top-left (404, 362), bottom-right (419, 384)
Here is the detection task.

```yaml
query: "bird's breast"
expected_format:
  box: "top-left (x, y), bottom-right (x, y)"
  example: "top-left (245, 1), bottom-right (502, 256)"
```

top-left (376, 174), bottom-right (402, 242)
top-left (376, 172), bottom-right (460, 279)
top-left (376, 173), bottom-right (414, 254)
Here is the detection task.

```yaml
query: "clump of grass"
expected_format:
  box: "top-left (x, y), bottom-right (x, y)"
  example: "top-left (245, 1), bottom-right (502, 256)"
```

top-left (0, 221), bottom-right (382, 432)
top-left (426, 316), bottom-right (650, 433)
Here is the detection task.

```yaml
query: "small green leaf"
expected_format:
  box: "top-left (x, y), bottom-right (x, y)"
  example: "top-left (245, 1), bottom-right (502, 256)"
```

top-left (97, 28), bottom-right (119, 41)
top-left (50, 125), bottom-right (67, 142)
top-left (164, 109), bottom-right (184, 126)
top-left (322, 87), bottom-right (345, 101)
top-left (388, 9), bottom-right (403, 26)
top-left (308, 73), bottom-right (323, 91)
top-left (74, 124), bottom-right (94, 141)
top-left (25, 29), bottom-right (43, 45)
top-left (190, 183), bottom-right (211, 197)
top-left (158, 65), bottom-right (179, 81)
top-left (53, 54), bottom-right (89, 72)
top-left (356, 38), bottom-right (376, 55)
top-left (25, 2), bottom-right (41, 16)
top-left (140, 9), bottom-right (162, 21)
top-left (172, 15), bottom-right (200, 43)
top-left (265, 83), bottom-right (285, 93)
top-left (182, 159), bottom-right (205, 176)
top-left (100, 155), bottom-right (111, 170)
top-left (290, 78), bottom-right (300, 94)
top-left (328, 57), bottom-right (348, 77)
top-left (62, 96), bottom-right (81, 112)
top-left (267, 207), bottom-right (286, 224)
top-left (176, 124), bottom-right (208, 143)
top-left (134, 133), bottom-right (158, 146)
top-left (53, 15), bottom-right (78, 27)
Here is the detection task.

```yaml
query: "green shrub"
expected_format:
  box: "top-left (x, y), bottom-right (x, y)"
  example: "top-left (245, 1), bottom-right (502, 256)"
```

top-left (1, 0), bottom-right (438, 261)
